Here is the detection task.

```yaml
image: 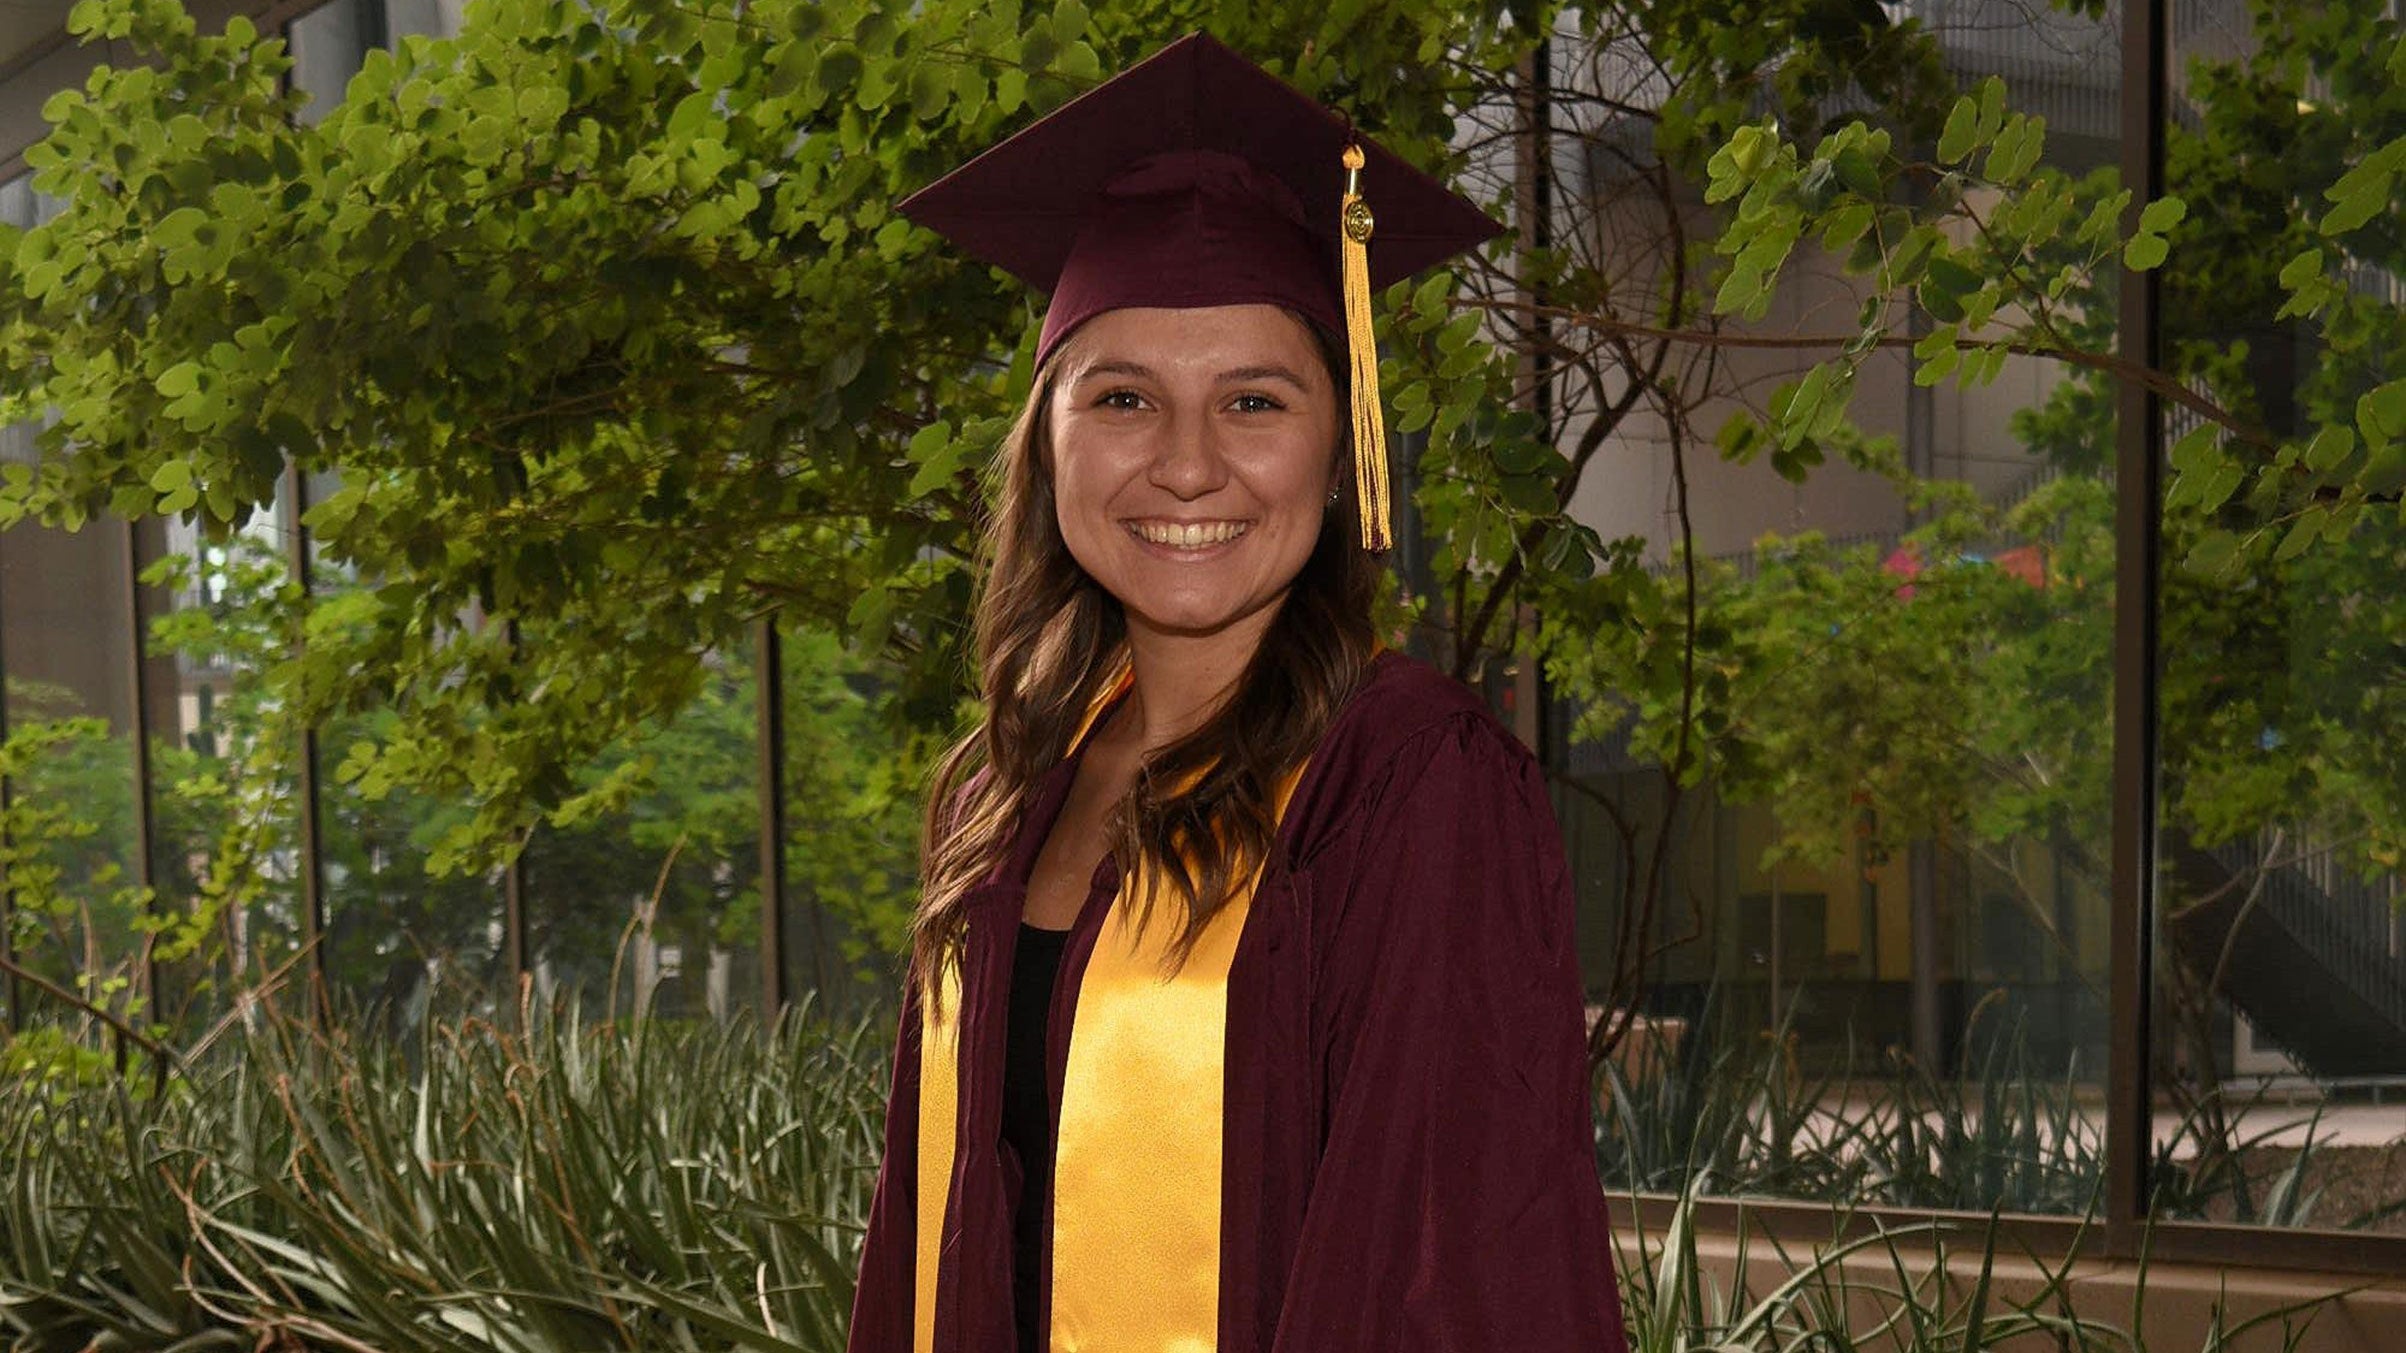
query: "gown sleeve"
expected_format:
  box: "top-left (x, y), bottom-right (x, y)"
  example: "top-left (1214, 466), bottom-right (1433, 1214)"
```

top-left (844, 979), bottom-right (924, 1353)
top-left (1270, 714), bottom-right (1628, 1352)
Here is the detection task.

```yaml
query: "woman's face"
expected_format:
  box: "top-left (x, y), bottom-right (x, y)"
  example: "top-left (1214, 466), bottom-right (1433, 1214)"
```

top-left (1048, 304), bottom-right (1340, 644)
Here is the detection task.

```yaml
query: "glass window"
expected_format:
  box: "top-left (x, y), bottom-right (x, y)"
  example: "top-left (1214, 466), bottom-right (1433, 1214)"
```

top-left (0, 520), bottom-right (145, 1031)
top-left (138, 507), bottom-right (308, 1030)
top-left (779, 627), bottom-right (932, 1016)
top-left (382, 0), bottom-right (466, 42)
top-left (525, 652), bottom-right (760, 1024)
top-left (2150, 0), bottom-right (2406, 1236)
top-left (316, 697), bottom-right (512, 1028)
top-left (287, 0), bottom-right (386, 126)
top-left (1552, 0), bottom-right (2122, 1217)
top-left (0, 176), bottom-right (148, 1035)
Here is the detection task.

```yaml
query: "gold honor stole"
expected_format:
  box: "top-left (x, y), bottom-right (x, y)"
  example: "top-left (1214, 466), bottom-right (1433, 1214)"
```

top-left (914, 686), bottom-right (1305, 1353)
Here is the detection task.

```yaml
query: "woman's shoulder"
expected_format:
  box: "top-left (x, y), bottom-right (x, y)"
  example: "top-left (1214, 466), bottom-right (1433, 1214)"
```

top-left (1335, 648), bottom-right (1507, 746)
top-left (1277, 649), bottom-right (1537, 861)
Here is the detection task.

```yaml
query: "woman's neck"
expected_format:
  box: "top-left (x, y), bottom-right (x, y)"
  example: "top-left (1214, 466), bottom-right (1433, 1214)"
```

top-left (1111, 604), bottom-right (1280, 753)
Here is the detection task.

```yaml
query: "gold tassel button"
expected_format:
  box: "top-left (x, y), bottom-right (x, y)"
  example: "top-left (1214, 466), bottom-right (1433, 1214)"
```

top-left (1339, 144), bottom-right (1390, 553)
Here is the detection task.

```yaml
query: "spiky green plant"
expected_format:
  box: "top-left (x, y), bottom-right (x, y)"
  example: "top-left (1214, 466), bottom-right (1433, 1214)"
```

top-left (1, 998), bottom-right (891, 1352)
top-left (1594, 995), bottom-right (2404, 1227)
top-left (0, 997), bottom-right (2361, 1353)
top-left (1613, 1178), bottom-right (2332, 1353)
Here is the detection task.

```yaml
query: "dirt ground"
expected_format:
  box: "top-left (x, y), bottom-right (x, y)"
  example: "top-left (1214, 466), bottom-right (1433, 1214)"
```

top-left (2211, 1141), bottom-right (2406, 1233)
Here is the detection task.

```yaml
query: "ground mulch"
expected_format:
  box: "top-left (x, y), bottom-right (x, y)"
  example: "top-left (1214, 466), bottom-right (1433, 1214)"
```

top-left (2213, 1142), bottom-right (2406, 1233)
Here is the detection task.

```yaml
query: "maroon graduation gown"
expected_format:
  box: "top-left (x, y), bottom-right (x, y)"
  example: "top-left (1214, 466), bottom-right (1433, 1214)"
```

top-left (846, 652), bottom-right (1630, 1352)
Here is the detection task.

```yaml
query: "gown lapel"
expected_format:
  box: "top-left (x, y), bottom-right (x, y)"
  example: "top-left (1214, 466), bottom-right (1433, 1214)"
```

top-left (914, 668), bottom-right (1305, 1353)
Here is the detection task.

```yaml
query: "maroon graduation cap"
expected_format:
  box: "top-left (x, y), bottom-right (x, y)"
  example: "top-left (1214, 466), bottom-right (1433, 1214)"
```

top-left (897, 32), bottom-right (1504, 552)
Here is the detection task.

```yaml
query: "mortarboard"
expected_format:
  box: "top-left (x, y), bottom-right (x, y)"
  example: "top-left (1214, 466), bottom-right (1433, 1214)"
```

top-left (897, 32), bottom-right (1505, 552)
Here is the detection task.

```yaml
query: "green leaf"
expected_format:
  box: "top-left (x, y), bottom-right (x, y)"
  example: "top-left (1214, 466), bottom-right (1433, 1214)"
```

top-left (2357, 379), bottom-right (2406, 443)
top-left (1052, 0), bottom-right (1089, 42)
top-left (1984, 114), bottom-right (2044, 184)
top-left (814, 45), bottom-right (864, 98)
top-left (2360, 441), bottom-right (2406, 496)
top-left (1832, 145), bottom-right (1881, 199)
top-left (905, 419), bottom-right (953, 464)
top-left (1776, 366), bottom-right (1832, 449)
top-left (847, 584), bottom-right (892, 636)
top-left (1922, 253), bottom-right (1980, 307)
top-left (2199, 464), bottom-right (2246, 516)
top-left (155, 361), bottom-right (203, 398)
top-left (517, 83), bottom-right (569, 128)
top-left (1914, 341), bottom-right (1961, 387)
top-left (2303, 425), bottom-right (2355, 475)
top-left (1713, 261), bottom-right (1764, 315)
top-left (2136, 196), bottom-right (2186, 235)
top-left (2273, 511), bottom-right (2323, 561)
top-left (1435, 311), bottom-right (1484, 356)
top-left (2122, 232), bottom-right (2169, 271)
top-left (1411, 270), bottom-right (1451, 321)
top-left (1019, 26), bottom-right (1058, 69)
top-left (2166, 422), bottom-right (2220, 475)
top-left (2182, 528), bottom-right (2243, 578)
top-left (1770, 437), bottom-right (1825, 484)
top-left (2278, 247), bottom-right (2323, 291)
top-left (666, 90), bottom-right (716, 142)
top-left (1937, 94), bottom-right (1979, 164)
top-left (1976, 76), bottom-right (2007, 140)
top-left (2320, 164), bottom-right (2391, 237)
top-left (1819, 202), bottom-right (1874, 253)
top-left (1715, 411), bottom-right (1766, 464)
top-left (1499, 472), bottom-right (1555, 514)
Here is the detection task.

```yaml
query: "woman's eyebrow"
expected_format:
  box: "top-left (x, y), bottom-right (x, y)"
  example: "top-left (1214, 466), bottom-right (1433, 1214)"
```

top-left (1070, 360), bottom-right (1312, 391)
top-left (1216, 364), bottom-right (1311, 390)
top-left (1073, 359), bottom-right (1158, 384)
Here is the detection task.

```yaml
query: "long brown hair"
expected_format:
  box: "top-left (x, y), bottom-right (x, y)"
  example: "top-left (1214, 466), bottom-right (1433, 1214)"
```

top-left (907, 335), bottom-right (1380, 1010)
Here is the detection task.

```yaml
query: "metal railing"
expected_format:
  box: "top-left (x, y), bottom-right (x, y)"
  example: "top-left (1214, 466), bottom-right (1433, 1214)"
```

top-left (2209, 834), bottom-right (2406, 1032)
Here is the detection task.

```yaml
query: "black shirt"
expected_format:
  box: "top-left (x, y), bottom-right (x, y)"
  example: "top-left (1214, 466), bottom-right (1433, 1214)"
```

top-left (1002, 921), bottom-right (1071, 1353)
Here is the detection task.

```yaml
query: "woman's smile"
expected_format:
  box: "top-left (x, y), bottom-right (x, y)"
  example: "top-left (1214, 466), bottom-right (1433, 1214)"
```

top-left (1124, 518), bottom-right (1255, 552)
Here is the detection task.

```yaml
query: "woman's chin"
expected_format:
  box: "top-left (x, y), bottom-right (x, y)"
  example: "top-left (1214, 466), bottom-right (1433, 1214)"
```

top-left (1118, 588), bottom-right (1288, 645)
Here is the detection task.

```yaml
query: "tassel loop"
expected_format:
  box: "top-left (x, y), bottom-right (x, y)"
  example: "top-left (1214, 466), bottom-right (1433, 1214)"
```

top-left (1339, 144), bottom-right (1390, 553)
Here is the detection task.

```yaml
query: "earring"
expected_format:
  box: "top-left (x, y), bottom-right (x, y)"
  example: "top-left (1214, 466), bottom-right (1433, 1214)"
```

top-left (1327, 488), bottom-right (1341, 505)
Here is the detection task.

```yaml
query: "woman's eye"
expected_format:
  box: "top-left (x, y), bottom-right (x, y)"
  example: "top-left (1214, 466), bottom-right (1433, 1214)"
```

top-left (1096, 389), bottom-right (1146, 411)
top-left (1230, 393), bottom-right (1284, 414)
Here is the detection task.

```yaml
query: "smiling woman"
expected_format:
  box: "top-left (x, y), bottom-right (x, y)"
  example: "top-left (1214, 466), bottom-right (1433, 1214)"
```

top-left (1050, 305), bottom-right (1340, 647)
top-left (847, 32), bottom-right (1630, 1353)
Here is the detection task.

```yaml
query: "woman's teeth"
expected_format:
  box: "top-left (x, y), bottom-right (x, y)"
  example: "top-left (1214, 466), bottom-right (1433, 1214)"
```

top-left (1134, 521), bottom-right (1250, 548)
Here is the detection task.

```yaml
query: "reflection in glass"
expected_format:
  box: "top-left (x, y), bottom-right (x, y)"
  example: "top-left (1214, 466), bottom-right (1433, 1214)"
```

top-left (524, 653), bottom-right (761, 1024)
top-left (0, 176), bottom-right (149, 1034)
top-left (140, 515), bottom-right (306, 1028)
top-left (2150, 0), bottom-right (2406, 1234)
top-left (0, 530), bottom-right (145, 1028)
top-left (778, 627), bottom-right (933, 1016)
top-left (1544, 0), bottom-right (2121, 1216)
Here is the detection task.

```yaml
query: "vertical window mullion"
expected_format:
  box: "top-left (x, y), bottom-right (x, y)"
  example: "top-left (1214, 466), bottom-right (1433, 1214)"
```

top-left (2108, 0), bottom-right (2169, 1260)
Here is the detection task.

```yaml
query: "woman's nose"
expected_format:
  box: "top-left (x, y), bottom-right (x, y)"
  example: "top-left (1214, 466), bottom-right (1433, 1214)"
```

top-left (1146, 413), bottom-right (1231, 499)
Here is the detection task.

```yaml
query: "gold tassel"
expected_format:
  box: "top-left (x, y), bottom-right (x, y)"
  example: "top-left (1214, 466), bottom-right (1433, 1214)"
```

top-left (1339, 144), bottom-right (1389, 553)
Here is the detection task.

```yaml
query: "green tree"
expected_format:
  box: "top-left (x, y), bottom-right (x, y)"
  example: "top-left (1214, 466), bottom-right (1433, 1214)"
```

top-left (0, 0), bottom-right (1537, 886)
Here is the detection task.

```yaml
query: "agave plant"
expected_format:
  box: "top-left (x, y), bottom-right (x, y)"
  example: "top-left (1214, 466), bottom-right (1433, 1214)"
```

top-left (0, 991), bottom-right (2360, 1353)
top-left (1599, 993), bottom-right (2162, 1222)
top-left (1613, 1178), bottom-right (2331, 1353)
top-left (0, 996), bottom-right (892, 1352)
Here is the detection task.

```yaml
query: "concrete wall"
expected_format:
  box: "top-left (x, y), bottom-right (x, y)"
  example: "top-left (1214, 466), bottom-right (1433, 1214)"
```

top-left (1650, 1218), bottom-right (2406, 1351)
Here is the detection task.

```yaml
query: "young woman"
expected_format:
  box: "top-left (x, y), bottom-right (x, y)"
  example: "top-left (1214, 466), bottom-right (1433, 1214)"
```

top-left (847, 34), bottom-right (1631, 1353)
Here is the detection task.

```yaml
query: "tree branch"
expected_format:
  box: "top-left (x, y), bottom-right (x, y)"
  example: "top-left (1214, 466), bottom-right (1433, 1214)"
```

top-left (1461, 295), bottom-right (2280, 453)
